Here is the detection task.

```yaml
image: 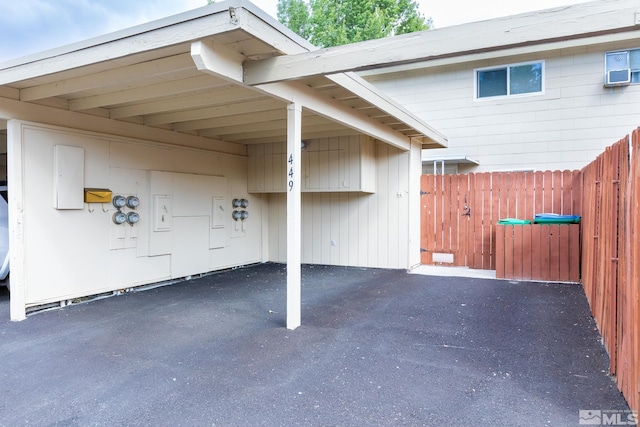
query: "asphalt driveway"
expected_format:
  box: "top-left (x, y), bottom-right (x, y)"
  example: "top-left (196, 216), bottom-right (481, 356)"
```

top-left (0, 264), bottom-right (631, 426)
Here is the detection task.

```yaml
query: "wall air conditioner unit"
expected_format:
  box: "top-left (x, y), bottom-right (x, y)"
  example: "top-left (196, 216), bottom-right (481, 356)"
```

top-left (605, 69), bottom-right (631, 86)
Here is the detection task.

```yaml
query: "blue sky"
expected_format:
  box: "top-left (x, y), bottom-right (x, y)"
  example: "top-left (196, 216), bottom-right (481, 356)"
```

top-left (0, 0), bottom-right (587, 63)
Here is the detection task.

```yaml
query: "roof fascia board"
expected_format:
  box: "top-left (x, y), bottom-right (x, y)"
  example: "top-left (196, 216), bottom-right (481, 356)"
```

top-left (236, 0), bottom-right (317, 54)
top-left (361, 29), bottom-right (640, 76)
top-left (244, 0), bottom-right (640, 85)
top-left (0, 4), bottom-right (242, 85)
top-left (255, 80), bottom-right (412, 151)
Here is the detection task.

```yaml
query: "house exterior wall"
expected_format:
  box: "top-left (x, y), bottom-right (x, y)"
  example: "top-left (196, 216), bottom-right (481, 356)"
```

top-left (8, 121), bottom-right (265, 317)
top-left (248, 136), bottom-right (376, 193)
top-left (0, 131), bottom-right (5, 180)
top-left (365, 39), bottom-right (640, 172)
top-left (266, 140), bottom-right (419, 269)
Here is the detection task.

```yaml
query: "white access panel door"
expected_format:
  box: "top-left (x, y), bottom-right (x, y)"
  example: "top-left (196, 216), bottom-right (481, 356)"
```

top-left (171, 216), bottom-right (210, 278)
top-left (53, 145), bottom-right (84, 209)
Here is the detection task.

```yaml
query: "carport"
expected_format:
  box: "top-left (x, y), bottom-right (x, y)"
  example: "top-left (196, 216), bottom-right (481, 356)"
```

top-left (0, 1), bottom-right (446, 326)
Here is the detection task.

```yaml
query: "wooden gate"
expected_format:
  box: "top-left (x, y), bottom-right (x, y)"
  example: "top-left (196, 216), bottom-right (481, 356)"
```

top-left (420, 171), bottom-right (582, 270)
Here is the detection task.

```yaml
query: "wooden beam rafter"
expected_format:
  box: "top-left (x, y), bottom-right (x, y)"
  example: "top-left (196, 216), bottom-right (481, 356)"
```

top-left (20, 53), bottom-right (196, 101)
top-left (144, 97), bottom-right (280, 126)
top-left (69, 75), bottom-right (226, 111)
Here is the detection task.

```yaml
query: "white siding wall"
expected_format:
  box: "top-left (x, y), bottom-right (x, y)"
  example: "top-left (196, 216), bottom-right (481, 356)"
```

top-left (248, 136), bottom-right (376, 193)
top-left (366, 40), bottom-right (640, 172)
top-left (267, 142), bottom-right (414, 269)
top-left (0, 130), bottom-right (5, 180)
top-left (10, 121), bottom-right (264, 309)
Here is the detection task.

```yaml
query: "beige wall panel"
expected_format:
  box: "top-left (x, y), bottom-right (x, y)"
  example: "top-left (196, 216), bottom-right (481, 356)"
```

top-left (172, 216), bottom-right (210, 278)
top-left (208, 177), bottom-right (263, 268)
top-left (376, 144), bottom-right (390, 265)
top-left (148, 171), bottom-right (173, 256)
top-left (109, 141), bottom-right (174, 171)
top-left (249, 136), bottom-right (373, 193)
top-left (266, 192), bottom-right (287, 262)
top-left (266, 143), bottom-right (411, 269)
top-left (53, 145), bottom-right (84, 209)
top-left (346, 193), bottom-right (360, 265)
top-left (357, 194), bottom-right (370, 266)
top-left (172, 173), bottom-right (225, 217)
top-left (408, 139), bottom-right (422, 269)
top-left (367, 40), bottom-right (640, 172)
top-left (338, 192), bottom-right (350, 265)
top-left (248, 143), bottom-right (287, 192)
top-left (16, 122), bottom-right (263, 308)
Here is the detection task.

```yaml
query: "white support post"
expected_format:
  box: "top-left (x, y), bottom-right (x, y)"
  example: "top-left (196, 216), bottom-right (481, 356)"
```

top-left (7, 120), bottom-right (26, 321)
top-left (286, 103), bottom-right (302, 330)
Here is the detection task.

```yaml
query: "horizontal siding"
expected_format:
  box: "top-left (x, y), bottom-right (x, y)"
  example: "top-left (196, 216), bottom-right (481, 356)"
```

top-left (366, 40), bottom-right (640, 172)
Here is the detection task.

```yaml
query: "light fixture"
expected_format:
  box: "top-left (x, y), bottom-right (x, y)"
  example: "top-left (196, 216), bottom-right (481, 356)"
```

top-left (112, 211), bottom-right (127, 225)
top-left (112, 195), bottom-right (126, 209)
top-left (126, 196), bottom-right (140, 209)
top-left (127, 211), bottom-right (140, 225)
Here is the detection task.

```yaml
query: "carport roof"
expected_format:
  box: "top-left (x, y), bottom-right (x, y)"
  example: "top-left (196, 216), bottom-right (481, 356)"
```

top-left (0, 0), bottom-right (447, 152)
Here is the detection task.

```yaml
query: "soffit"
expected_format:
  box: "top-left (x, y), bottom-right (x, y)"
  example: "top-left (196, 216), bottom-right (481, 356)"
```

top-left (0, 2), bottom-right (446, 149)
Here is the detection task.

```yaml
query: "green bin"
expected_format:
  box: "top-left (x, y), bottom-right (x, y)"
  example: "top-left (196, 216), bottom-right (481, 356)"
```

top-left (533, 214), bottom-right (581, 224)
top-left (497, 218), bottom-right (532, 225)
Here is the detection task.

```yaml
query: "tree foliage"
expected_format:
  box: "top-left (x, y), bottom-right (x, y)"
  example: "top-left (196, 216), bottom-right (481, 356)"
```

top-left (277, 0), bottom-right (430, 48)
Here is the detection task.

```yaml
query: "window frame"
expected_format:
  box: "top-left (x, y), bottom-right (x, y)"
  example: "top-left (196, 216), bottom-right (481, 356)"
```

top-left (474, 60), bottom-right (545, 101)
top-left (604, 48), bottom-right (640, 85)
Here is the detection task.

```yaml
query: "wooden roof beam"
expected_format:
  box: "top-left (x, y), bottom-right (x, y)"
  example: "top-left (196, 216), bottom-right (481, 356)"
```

top-left (190, 36), bottom-right (421, 150)
top-left (327, 73), bottom-right (446, 146)
top-left (109, 86), bottom-right (256, 119)
top-left (69, 75), bottom-right (226, 111)
top-left (19, 53), bottom-right (195, 101)
top-left (143, 98), bottom-right (281, 126)
top-left (255, 80), bottom-right (413, 151)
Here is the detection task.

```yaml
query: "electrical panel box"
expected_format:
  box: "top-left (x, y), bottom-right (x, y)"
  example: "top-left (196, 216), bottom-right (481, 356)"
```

top-left (153, 195), bottom-right (172, 232)
top-left (53, 145), bottom-right (84, 209)
top-left (212, 197), bottom-right (226, 229)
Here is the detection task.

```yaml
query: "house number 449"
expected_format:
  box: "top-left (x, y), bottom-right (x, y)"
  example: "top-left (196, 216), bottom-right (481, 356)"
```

top-left (288, 153), bottom-right (294, 191)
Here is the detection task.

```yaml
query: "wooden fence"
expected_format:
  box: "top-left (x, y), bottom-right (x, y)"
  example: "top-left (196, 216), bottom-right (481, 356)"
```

top-left (495, 224), bottom-right (580, 282)
top-left (580, 128), bottom-right (640, 413)
top-left (421, 128), bottom-right (640, 412)
top-left (420, 170), bottom-right (582, 269)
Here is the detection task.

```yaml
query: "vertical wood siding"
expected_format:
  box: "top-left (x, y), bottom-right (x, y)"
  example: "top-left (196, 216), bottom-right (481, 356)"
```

top-left (267, 142), bottom-right (413, 269)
